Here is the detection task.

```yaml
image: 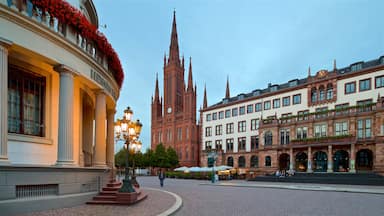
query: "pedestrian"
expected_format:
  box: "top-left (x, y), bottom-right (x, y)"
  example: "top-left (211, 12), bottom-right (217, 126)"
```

top-left (158, 169), bottom-right (165, 187)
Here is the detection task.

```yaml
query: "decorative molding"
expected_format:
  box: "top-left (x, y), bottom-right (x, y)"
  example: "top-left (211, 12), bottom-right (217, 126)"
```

top-left (91, 69), bottom-right (118, 101)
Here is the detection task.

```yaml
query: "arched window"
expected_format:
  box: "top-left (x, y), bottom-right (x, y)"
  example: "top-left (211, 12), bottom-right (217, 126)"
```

top-left (250, 156), bottom-right (259, 167)
top-left (311, 87), bottom-right (317, 102)
top-left (319, 85), bottom-right (325, 101)
top-left (238, 156), bottom-right (246, 168)
top-left (227, 157), bottom-right (234, 167)
top-left (326, 83), bottom-right (333, 100)
top-left (265, 156), bottom-right (271, 167)
top-left (264, 131), bottom-right (273, 146)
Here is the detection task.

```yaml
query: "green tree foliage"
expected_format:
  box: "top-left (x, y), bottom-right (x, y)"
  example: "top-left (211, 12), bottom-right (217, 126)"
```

top-left (167, 147), bottom-right (179, 168)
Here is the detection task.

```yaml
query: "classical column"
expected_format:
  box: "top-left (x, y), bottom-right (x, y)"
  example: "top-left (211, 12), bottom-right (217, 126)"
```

top-left (0, 38), bottom-right (12, 164)
top-left (55, 65), bottom-right (78, 166)
top-left (94, 91), bottom-right (107, 167)
top-left (106, 108), bottom-right (116, 168)
top-left (350, 144), bottom-right (356, 173)
top-left (289, 148), bottom-right (294, 170)
top-left (327, 145), bottom-right (333, 172)
top-left (307, 146), bottom-right (313, 173)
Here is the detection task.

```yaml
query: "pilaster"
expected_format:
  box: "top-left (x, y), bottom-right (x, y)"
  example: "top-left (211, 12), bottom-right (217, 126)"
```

top-left (350, 144), bottom-right (356, 173)
top-left (289, 148), bottom-right (294, 170)
top-left (106, 108), bottom-right (116, 168)
top-left (94, 91), bottom-right (107, 167)
top-left (307, 146), bottom-right (313, 173)
top-left (327, 145), bottom-right (333, 172)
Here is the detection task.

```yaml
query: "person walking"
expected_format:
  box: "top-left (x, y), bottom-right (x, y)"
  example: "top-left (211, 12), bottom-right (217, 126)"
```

top-left (158, 169), bottom-right (165, 187)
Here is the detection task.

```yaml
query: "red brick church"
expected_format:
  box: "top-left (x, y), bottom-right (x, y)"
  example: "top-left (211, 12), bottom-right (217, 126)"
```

top-left (151, 12), bottom-right (200, 167)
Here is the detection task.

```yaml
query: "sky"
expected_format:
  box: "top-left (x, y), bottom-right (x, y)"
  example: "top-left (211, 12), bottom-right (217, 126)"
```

top-left (93, 0), bottom-right (384, 152)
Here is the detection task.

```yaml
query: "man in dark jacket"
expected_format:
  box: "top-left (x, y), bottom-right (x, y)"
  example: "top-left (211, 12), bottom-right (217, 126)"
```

top-left (159, 169), bottom-right (165, 187)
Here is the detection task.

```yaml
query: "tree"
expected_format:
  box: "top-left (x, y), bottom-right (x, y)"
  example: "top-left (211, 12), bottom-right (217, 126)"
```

top-left (154, 143), bottom-right (167, 168)
top-left (167, 147), bottom-right (179, 168)
top-left (115, 148), bottom-right (126, 167)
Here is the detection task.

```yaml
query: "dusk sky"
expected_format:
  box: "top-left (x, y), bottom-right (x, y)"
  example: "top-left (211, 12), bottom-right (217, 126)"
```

top-left (93, 0), bottom-right (384, 152)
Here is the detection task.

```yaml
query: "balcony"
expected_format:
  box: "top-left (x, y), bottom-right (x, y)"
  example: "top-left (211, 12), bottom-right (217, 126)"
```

top-left (2, 0), bottom-right (123, 88)
top-left (291, 134), bottom-right (355, 146)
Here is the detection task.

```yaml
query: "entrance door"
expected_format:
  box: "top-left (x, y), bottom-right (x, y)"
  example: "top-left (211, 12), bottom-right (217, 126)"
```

top-left (279, 153), bottom-right (290, 170)
top-left (295, 152), bottom-right (307, 172)
top-left (313, 151), bottom-right (327, 172)
top-left (333, 150), bottom-right (349, 172)
top-left (356, 149), bottom-right (373, 171)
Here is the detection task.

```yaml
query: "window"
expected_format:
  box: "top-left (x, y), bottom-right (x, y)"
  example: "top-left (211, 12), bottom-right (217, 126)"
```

top-left (8, 68), bottom-right (46, 137)
top-left (215, 125), bottom-right (222, 136)
top-left (205, 141), bottom-right (212, 150)
top-left (250, 156), bottom-right (259, 167)
top-left (264, 101), bottom-right (271, 110)
top-left (311, 88), bottom-right (317, 103)
top-left (247, 104), bottom-right (253, 113)
top-left (376, 75), bottom-right (384, 88)
top-left (335, 103), bottom-right (349, 115)
top-left (335, 122), bottom-right (348, 136)
top-left (186, 127), bottom-right (189, 139)
top-left (232, 108), bottom-right (238, 117)
top-left (251, 119), bottom-right (260, 131)
top-left (226, 123), bottom-right (234, 134)
top-left (315, 107), bottom-right (328, 119)
top-left (215, 140), bottom-right (222, 150)
top-left (282, 96), bottom-right (290, 106)
top-left (273, 99), bottom-right (280, 108)
top-left (326, 84), bottom-right (333, 100)
top-left (280, 129), bottom-right (290, 145)
top-left (238, 156), bottom-right (246, 168)
top-left (319, 86), bottom-right (325, 101)
top-left (314, 124), bottom-right (327, 137)
top-left (227, 157), bottom-right (234, 166)
top-left (293, 94), bottom-right (301, 104)
top-left (239, 106), bottom-right (245, 115)
top-left (238, 137), bottom-right (246, 151)
top-left (297, 110), bottom-right (309, 121)
top-left (359, 79), bottom-right (371, 91)
top-left (251, 136), bottom-right (259, 150)
top-left (265, 156), bottom-right (271, 167)
top-left (255, 103), bottom-right (262, 112)
top-left (226, 138), bottom-right (234, 151)
top-left (206, 114), bottom-right (211, 121)
top-left (345, 82), bottom-right (356, 94)
top-left (296, 127), bottom-right (308, 139)
top-left (351, 63), bottom-right (362, 71)
top-left (281, 113), bottom-right (292, 123)
top-left (357, 119), bottom-right (372, 139)
top-left (225, 109), bottom-right (231, 118)
top-left (218, 111), bottom-right (224, 119)
top-left (238, 121), bottom-right (246, 132)
top-left (357, 99), bottom-right (373, 112)
top-left (205, 127), bottom-right (212, 137)
top-left (264, 131), bottom-right (273, 146)
top-left (212, 112), bottom-right (217, 120)
top-left (177, 128), bottom-right (182, 141)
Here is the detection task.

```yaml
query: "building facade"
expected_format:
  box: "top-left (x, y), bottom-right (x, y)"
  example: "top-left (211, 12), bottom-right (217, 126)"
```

top-left (201, 57), bottom-right (384, 176)
top-left (0, 0), bottom-right (122, 213)
top-left (151, 12), bottom-right (200, 167)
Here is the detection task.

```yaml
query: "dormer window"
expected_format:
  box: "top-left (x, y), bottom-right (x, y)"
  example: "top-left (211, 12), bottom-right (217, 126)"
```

top-left (289, 79), bottom-right (298, 87)
top-left (270, 85), bottom-right (278, 92)
top-left (253, 90), bottom-right (261, 96)
top-left (351, 62), bottom-right (363, 71)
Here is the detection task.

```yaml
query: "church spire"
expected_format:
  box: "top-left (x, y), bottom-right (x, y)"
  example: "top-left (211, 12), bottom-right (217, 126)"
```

top-left (154, 73), bottom-right (160, 102)
top-left (187, 57), bottom-right (193, 91)
top-left (203, 84), bottom-right (207, 109)
top-left (168, 10), bottom-right (180, 65)
top-left (225, 76), bottom-right (230, 98)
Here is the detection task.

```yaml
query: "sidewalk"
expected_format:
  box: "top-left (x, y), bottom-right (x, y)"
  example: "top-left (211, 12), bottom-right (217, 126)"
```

top-left (18, 187), bottom-right (182, 216)
top-left (201, 180), bottom-right (384, 195)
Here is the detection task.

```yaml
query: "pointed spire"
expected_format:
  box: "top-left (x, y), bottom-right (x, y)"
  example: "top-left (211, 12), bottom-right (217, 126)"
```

top-left (154, 73), bottom-right (160, 102)
top-left (182, 55), bottom-right (185, 69)
top-left (225, 76), bottom-right (230, 98)
top-left (308, 66), bottom-right (311, 77)
top-left (203, 84), bottom-right (207, 109)
top-left (168, 10), bottom-right (180, 65)
top-left (187, 57), bottom-right (193, 91)
top-left (163, 52), bottom-right (166, 67)
top-left (333, 59), bottom-right (337, 71)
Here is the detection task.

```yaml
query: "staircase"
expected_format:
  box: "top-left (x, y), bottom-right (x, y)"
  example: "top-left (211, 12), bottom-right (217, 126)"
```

top-left (248, 172), bottom-right (384, 186)
top-left (86, 181), bottom-right (147, 205)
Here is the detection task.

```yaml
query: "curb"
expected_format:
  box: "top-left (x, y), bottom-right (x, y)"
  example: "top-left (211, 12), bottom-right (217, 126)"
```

top-left (142, 187), bottom-right (183, 216)
top-left (200, 182), bottom-right (384, 195)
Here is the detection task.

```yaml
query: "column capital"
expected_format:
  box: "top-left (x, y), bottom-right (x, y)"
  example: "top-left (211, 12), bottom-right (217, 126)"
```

top-left (0, 37), bottom-right (13, 49)
top-left (107, 108), bottom-right (117, 115)
top-left (54, 64), bottom-right (80, 76)
top-left (94, 89), bottom-right (107, 96)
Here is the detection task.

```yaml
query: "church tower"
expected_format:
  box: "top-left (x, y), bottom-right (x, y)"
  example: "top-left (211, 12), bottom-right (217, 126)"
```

top-left (151, 12), bottom-right (200, 167)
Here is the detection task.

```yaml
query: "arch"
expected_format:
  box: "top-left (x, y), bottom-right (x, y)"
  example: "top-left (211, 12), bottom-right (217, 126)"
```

top-left (227, 156), bottom-right (234, 167)
top-left (326, 83), bottom-right (333, 100)
top-left (311, 87), bottom-right (317, 102)
top-left (279, 153), bottom-right (290, 170)
top-left (264, 131), bottom-right (273, 146)
top-left (313, 151), bottom-right (327, 172)
top-left (319, 85), bottom-right (325, 101)
top-left (238, 156), bottom-right (246, 168)
top-left (356, 149), bottom-right (373, 171)
top-left (250, 155), bottom-right (258, 168)
top-left (333, 150), bottom-right (349, 172)
top-left (265, 156), bottom-right (271, 167)
top-left (295, 152), bottom-right (307, 172)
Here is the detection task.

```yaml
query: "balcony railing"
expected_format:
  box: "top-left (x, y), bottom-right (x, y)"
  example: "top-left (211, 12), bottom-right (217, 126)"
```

top-left (291, 134), bottom-right (354, 145)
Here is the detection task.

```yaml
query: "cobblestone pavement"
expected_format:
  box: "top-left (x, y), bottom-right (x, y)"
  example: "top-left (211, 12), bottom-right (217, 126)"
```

top-left (138, 176), bottom-right (384, 216)
top-left (19, 188), bottom-right (175, 216)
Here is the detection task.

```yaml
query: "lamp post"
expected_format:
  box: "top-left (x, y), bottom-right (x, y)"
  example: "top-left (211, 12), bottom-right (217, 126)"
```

top-left (130, 139), bottom-right (142, 187)
top-left (114, 107), bottom-right (143, 193)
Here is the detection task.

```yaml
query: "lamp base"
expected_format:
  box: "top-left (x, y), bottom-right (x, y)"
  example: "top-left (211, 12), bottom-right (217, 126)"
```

top-left (118, 179), bottom-right (135, 193)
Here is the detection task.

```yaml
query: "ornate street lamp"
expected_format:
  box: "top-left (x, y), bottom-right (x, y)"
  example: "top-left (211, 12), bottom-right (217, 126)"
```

top-left (115, 107), bottom-right (143, 193)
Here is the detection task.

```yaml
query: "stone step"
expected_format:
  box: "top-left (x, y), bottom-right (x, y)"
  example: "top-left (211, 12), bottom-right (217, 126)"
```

top-left (107, 182), bottom-right (122, 187)
top-left (93, 195), bottom-right (117, 201)
top-left (100, 190), bottom-right (118, 195)
top-left (86, 192), bottom-right (148, 205)
top-left (102, 186), bottom-right (120, 191)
